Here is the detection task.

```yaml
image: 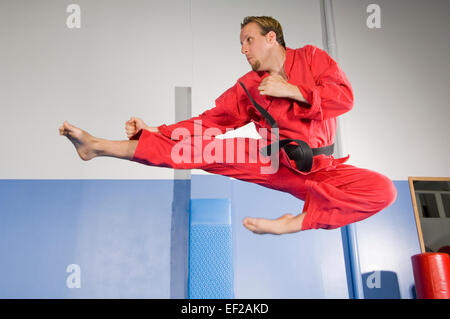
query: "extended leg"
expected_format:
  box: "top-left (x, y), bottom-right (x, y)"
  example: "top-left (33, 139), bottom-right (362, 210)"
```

top-left (60, 121), bottom-right (311, 235)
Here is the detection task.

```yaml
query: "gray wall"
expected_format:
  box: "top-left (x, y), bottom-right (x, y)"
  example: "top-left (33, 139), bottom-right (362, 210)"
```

top-left (0, 0), bottom-right (192, 179)
top-left (332, 0), bottom-right (450, 254)
top-left (333, 0), bottom-right (450, 180)
top-left (0, 0), bottom-right (324, 179)
top-left (2, 0), bottom-right (447, 181)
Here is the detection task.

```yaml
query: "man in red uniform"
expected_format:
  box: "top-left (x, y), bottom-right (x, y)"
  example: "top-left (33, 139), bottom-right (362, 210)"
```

top-left (59, 16), bottom-right (397, 235)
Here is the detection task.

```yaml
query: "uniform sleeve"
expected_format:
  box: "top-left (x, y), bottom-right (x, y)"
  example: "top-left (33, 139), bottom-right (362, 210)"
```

top-left (293, 45), bottom-right (354, 121)
top-left (157, 82), bottom-right (251, 139)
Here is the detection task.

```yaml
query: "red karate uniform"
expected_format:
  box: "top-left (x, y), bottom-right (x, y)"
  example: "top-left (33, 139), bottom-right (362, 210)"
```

top-left (130, 45), bottom-right (397, 230)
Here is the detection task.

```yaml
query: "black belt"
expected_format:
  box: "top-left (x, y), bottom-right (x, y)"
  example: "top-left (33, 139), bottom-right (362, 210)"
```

top-left (239, 81), bottom-right (334, 172)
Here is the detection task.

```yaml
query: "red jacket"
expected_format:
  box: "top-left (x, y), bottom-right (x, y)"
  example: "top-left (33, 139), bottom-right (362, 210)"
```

top-left (157, 45), bottom-right (354, 174)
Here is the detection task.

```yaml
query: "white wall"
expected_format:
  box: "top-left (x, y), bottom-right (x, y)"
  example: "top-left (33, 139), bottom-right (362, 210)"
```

top-left (0, 0), bottom-right (192, 179)
top-left (0, 0), bottom-right (324, 179)
top-left (333, 0), bottom-right (450, 180)
top-left (2, 0), bottom-right (448, 181)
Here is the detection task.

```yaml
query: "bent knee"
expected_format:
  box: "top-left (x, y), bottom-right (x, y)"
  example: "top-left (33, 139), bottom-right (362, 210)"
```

top-left (381, 176), bottom-right (397, 208)
top-left (370, 175), bottom-right (397, 211)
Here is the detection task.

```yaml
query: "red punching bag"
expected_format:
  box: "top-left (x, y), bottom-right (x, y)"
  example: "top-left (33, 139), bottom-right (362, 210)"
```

top-left (411, 253), bottom-right (450, 299)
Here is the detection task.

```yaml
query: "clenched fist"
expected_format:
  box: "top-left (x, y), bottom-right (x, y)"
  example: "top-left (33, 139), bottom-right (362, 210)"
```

top-left (125, 117), bottom-right (159, 139)
top-left (258, 74), bottom-right (306, 104)
top-left (258, 74), bottom-right (295, 98)
top-left (125, 117), bottom-right (147, 139)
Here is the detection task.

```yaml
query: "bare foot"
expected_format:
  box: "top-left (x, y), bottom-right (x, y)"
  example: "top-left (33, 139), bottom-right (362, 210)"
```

top-left (59, 121), bottom-right (99, 161)
top-left (242, 213), bottom-right (305, 235)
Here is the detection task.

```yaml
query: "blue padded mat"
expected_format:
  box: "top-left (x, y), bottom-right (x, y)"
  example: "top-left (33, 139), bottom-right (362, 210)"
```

top-left (188, 199), bottom-right (233, 299)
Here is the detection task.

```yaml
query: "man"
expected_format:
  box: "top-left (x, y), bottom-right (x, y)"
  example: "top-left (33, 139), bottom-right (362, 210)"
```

top-left (60, 16), bottom-right (397, 234)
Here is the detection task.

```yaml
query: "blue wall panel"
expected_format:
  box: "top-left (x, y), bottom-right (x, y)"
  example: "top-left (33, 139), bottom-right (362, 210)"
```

top-left (189, 199), bottom-right (233, 299)
top-left (0, 180), bottom-right (179, 298)
top-left (191, 175), bottom-right (349, 299)
top-left (231, 178), bottom-right (349, 299)
top-left (1, 178), bottom-right (421, 299)
top-left (354, 181), bottom-right (422, 299)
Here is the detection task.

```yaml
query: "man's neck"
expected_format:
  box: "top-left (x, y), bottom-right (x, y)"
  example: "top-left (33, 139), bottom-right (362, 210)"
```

top-left (267, 47), bottom-right (287, 79)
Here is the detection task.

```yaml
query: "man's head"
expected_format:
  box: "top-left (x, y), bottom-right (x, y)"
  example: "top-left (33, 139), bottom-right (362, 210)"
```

top-left (240, 16), bottom-right (286, 72)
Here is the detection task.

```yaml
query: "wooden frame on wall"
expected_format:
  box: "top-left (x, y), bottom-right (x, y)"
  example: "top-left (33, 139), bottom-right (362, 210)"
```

top-left (408, 177), bottom-right (450, 253)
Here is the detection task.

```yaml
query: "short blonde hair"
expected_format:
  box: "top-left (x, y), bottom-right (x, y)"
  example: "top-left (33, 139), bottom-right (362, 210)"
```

top-left (241, 16), bottom-right (286, 49)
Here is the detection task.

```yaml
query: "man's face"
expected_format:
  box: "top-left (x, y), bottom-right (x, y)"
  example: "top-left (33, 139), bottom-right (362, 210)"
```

top-left (240, 22), bottom-right (272, 72)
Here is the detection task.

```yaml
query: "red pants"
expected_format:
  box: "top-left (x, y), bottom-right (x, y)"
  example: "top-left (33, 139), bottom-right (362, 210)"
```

top-left (131, 128), bottom-right (397, 230)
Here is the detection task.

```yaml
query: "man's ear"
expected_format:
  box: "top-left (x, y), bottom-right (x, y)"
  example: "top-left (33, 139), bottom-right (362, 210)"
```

top-left (266, 30), bottom-right (277, 45)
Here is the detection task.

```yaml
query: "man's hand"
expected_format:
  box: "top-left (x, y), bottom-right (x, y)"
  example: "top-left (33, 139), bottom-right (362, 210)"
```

top-left (125, 117), bottom-right (158, 139)
top-left (258, 74), bottom-right (307, 103)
